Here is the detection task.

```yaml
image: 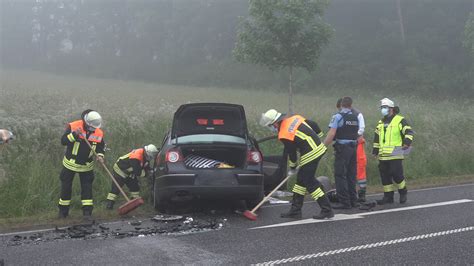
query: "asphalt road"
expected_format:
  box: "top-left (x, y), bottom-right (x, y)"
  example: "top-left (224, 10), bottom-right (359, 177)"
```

top-left (1, 183), bottom-right (473, 265)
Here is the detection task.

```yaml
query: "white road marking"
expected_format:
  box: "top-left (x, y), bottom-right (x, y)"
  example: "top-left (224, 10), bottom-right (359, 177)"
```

top-left (259, 183), bottom-right (474, 209)
top-left (251, 199), bottom-right (473, 230)
top-left (254, 226), bottom-right (474, 265)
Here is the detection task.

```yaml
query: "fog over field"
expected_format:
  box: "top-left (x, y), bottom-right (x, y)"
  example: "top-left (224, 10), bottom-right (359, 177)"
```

top-left (0, 0), bottom-right (473, 220)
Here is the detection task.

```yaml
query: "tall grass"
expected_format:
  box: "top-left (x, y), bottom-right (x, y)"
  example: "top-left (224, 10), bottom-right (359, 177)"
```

top-left (0, 69), bottom-right (473, 219)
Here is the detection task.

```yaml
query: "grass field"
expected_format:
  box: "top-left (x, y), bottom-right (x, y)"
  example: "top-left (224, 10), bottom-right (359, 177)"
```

top-left (1, 69), bottom-right (473, 222)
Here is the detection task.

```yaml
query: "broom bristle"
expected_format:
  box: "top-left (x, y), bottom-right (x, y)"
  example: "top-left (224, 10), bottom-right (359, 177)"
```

top-left (243, 210), bottom-right (257, 221)
top-left (118, 197), bottom-right (144, 215)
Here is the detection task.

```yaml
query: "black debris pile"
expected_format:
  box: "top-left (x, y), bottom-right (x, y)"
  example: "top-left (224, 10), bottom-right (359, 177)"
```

top-left (5, 216), bottom-right (226, 246)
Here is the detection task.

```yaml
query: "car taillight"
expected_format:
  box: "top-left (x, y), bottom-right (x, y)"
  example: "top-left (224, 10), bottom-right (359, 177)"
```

top-left (166, 149), bottom-right (182, 163)
top-left (247, 150), bottom-right (262, 164)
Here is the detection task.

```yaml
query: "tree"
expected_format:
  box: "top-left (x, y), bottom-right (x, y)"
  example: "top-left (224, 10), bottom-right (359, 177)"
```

top-left (396, 0), bottom-right (406, 44)
top-left (464, 12), bottom-right (474, 58)
top-left (233, 0), bottom-right (333, 114)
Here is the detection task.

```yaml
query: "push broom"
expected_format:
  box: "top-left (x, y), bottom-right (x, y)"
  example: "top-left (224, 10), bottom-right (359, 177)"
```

top-left (84, 138), bottom-right (144, 215)
top-left (243, 174), bottom-right (293, 221)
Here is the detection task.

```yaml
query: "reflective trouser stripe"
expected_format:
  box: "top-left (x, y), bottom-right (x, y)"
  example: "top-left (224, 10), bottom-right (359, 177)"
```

top-left (292, 184), bottom-right (307, 196)
top-left (396, 180), bottom-right (406, 189)
top-left (405, 135), bottom-right (413, 141)
top-left (82, 199), bottom-right (93, 206)
top-left (358, 179), bottom-right (367, 188)
top-left (310, 187), bottom-right (325, 200)
top-left (317, 132), bottom-right (324, 138)
top-left (130, 192), bottom-right (140, 198)
top-left (384, 184), bottom-right (395, 192)
top-left (59, 198), bottom-right (71, 206)
top-left (113, 164), bottom-right (128, 178)
top-left (107, 193), bottom-right (118, 201)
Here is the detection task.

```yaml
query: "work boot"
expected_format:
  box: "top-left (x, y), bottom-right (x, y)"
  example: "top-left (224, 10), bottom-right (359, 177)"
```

top-left (399, 188), bottom-right (408, 204)
top-left (58, 205), bottom-right (69, 219)
top-left (313, 196), bottom-right (334, 220)
top-left (281, 194), bottom-right (304, 218)
top-left (357, 188), bottom-right (366, 202)
top-left (105, 200), bottom-right (115, 210)
top-left (376, 192), bottom-right (394, 205)
top-left (331, 202), bottom-right (352, 209)
top-left (350, 201), bottom-right (360, 208)
top-left (83, 207), bottom-right (93, 222)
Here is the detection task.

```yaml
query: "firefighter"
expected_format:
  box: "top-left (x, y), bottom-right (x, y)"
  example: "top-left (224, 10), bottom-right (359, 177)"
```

top-left (323, 97), bottom-right (359, 209)
top-left (58, 110), bottom-right (105, 219)
top-left (260, 109), bottom-right (334, 219)
top-left (105, 144), bottom-right (159, 210)
top-left (373, 98), bottom-right (414, 204)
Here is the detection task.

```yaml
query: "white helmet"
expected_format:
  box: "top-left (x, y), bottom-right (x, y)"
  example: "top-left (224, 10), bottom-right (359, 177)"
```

top-left (84, 111), bottom-right (102, 129)
top-left (144, 144), bottom-right (159, 161)
top-left (260, 109), bottom-right (282, 127)
top-left (380, 98), bottom-right (395, 108)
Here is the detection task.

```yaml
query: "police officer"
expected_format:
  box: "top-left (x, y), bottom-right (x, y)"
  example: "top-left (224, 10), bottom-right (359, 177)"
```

top-left (373, 98), bottom-right (414, 204)
top-left (336, 98), bottom-right (367, 202)
top-left (260, 109), bottom-right (334, 220)
top-left (323, 97), bottom-right (359, 209)
top-left (105, 144), bottom-right (159, 210)
top-left (58, 110), bottom-right (105, 219)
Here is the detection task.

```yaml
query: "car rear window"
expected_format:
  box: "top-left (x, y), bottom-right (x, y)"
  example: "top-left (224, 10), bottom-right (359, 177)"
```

top-left (171, 134), bottom-right (246, 144)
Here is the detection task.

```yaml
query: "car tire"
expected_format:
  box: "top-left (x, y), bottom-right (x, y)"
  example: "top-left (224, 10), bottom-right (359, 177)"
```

top-left (246, 189), bottom-right (264, 209)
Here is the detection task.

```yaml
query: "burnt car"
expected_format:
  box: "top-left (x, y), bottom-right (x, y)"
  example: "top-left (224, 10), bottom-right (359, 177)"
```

top-left (152, 103), bottom-right (286, 212)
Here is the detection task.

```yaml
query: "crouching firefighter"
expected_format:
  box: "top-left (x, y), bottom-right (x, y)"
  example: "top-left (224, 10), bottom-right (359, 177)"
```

top-left (260, 109), bottom-right (334, 220)
top-left (58, 110), bottom-right (105, 219)
top-left (105, 144), bottom-right (159, 210)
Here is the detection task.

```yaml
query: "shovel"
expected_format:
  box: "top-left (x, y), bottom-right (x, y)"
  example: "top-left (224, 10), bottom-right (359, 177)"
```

top-left (83, 138), bottom-right (144, 215)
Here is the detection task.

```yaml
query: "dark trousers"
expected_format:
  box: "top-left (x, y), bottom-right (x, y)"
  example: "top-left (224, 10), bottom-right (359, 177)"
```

top-left (110, 171), bottom-right (140, 197)
top-left (334, 143), bottom-right (357, 206)
top-left (293, 157), bottom-right (324, 197)
top-left (378, 159), bottom-right (406, 191)
top-left (59, 167), bottom-right (94, 210)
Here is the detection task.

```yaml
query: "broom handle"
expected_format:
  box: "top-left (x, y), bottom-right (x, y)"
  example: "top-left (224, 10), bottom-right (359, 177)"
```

top-left (251, 174), bottom-right (292, 213)
top-left (83, 137), bottom-right (131, 202)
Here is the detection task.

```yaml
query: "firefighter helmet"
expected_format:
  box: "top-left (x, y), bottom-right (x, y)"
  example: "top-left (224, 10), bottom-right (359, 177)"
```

top-left (144, 144), bottom-right (159, 161)
top-left (380, 98), bottom-right (395, 108)
top-left (260, 109), bottom-right (282, 127)
top-left (84, 111), bottom-right (102, 129)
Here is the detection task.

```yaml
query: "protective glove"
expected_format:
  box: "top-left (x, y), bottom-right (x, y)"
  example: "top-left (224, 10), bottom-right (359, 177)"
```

top-left (287, 168), bottom-right (298, 176)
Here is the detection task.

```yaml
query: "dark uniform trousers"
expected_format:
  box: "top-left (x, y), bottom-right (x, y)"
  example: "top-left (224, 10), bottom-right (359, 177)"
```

top-left (110, 171), bottom-right (140, 196)
top-left (378, 159), bottom-right (405, 189)
top-left (294, 157), bottom-right (324, 195)
top-left (334, 143), bottom-right (357, 205)
top-left (59, 167), bottom-right (94, 211)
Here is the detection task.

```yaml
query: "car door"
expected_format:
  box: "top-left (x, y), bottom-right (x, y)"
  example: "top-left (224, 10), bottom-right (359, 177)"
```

top-left (254, 135), bottom-right (288, 193)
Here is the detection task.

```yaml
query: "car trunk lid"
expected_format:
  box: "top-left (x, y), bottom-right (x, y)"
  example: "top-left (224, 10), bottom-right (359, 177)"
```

top-left (171, 103), bottom-right (248, 138)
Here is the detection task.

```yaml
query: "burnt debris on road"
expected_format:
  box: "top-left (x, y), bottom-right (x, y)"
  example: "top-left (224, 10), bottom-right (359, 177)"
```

top-left (4, 215), bottom-right (226, 247)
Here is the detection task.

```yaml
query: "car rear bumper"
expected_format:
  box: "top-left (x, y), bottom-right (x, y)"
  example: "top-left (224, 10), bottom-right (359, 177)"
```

top-left (154, 172), bottom-right (264, 201)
